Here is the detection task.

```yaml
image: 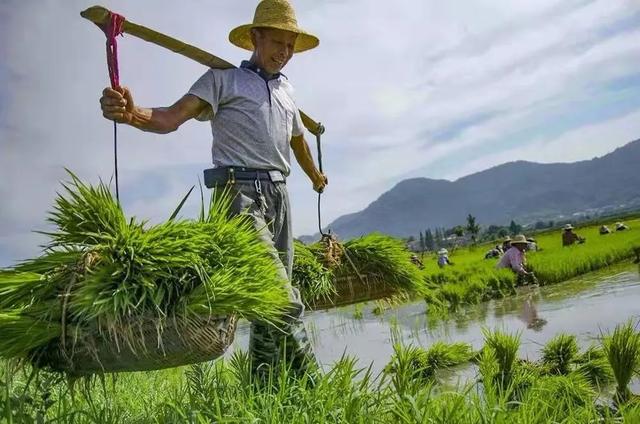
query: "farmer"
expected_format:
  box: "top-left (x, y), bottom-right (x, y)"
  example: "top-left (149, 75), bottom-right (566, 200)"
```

top-left (437, 248), bottom-right (453, 268)
top-left (615, 222), bottom-right (629, 231)
top-left (562, 224), bottom-right (585, 246)
top-left (501, 236), bottom-right (512, 252)
top-left (484, 245), bottom-right (502, 259)
top-left (496, 234), bottom-right (537, 285)
top-left (599, 225), bottom-right (611, 235)
top-left (99, 0), bottom-right (326, 379)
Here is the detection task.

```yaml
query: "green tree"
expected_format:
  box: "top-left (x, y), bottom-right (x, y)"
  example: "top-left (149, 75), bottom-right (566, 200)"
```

top-left (419, 231), bottom-right (424, 251)
top-left (453, 225), bottom-right (465, 237)
top-left (466, 214), bottom-right (480, 243)
top-left (425, 229), bottom-right (435, 251)
top-left (509, 220), bottom-right (521, 236)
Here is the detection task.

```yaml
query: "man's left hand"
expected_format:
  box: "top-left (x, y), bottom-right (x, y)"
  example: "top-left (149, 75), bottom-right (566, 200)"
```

top-left (313, 173), bottom-right (328, 193)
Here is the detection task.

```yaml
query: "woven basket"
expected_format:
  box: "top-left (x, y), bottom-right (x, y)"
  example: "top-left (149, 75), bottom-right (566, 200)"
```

top-left (34, 314), bottom-right (238, 375)
top-left (307, 274), bottom-right (400, 310)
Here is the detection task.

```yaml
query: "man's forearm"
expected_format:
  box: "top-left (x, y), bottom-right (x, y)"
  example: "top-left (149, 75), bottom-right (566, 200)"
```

top-left (291, 137), bottom-right (322, 183)
top-left (127, 106), bottom-right (179, 134)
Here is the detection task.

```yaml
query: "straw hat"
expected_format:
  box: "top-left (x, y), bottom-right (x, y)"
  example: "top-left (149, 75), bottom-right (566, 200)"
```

top-left (503, 236), bottom-right (512, 242)
top-left (438, 248), bottom-right (448, 255)
top-left (563, 224), bottom-right (574, 230)
top-left (229, 0), bottom-right (319, 53)
top-left (511, 234), bottom-right (528, 245)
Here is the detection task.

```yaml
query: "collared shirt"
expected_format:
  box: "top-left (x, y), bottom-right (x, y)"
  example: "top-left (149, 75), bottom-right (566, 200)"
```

top-left (496, 246), bottom-right (526, 274)
top-left (187, 61), bottom-right (304, 175)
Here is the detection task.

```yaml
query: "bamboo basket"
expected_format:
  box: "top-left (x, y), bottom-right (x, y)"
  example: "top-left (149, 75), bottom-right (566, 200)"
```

top-left (307, 274), bottom-right (400, 310)
top-left (33, 314), bottom-right (238, 375)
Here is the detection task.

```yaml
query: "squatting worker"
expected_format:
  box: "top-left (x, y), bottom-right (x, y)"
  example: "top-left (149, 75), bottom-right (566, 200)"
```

top-left (99, 0), bottom-right (326, 379)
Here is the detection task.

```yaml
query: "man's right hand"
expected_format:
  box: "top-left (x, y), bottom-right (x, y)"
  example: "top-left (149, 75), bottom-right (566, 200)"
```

top-left (100, 86), bottom-right (135, 124)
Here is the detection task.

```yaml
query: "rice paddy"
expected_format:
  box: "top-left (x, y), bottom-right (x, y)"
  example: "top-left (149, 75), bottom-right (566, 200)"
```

top-left (419, 217), bottom-right (640, 312)
top-left (2, 175), bottom-right (640, 421)
top-left (3, 321), bottom-right (640, 422)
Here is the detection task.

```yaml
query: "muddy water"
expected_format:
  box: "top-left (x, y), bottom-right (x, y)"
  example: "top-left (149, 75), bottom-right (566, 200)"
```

top-left (235, 262), bottom-right (640, 380)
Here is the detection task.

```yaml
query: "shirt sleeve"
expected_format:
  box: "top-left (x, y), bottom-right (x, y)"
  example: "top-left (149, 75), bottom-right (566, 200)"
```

top-left (187, 69), bottom-right (223, 122)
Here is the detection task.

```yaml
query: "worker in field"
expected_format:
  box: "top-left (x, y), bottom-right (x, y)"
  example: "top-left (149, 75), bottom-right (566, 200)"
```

top-left (562, 224), bottom-right (585, 247)
top-left (437, 248), bottom-right (453, 268)
top-left (599, 225), bottom-right (611, 235)
top-left (496, 234), bottom-right (537, 285)
top-left (526, 237), bottom-right (539, 252)
top-left (484, 245), bottom-right (503, 259)
top-left (616, 222), bottom-right (629, 231)
top-left (99, 0), bottom-right (326, 380)
top-left (501, 236), bottom-right (512, 252)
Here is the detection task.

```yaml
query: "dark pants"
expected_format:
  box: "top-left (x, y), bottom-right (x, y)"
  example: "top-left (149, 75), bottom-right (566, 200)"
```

top-left (221, 179), bottom-right (317, 379)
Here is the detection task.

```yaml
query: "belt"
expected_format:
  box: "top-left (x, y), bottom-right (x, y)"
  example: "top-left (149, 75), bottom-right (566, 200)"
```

top-left (203, 167), bottom-right (286, 188)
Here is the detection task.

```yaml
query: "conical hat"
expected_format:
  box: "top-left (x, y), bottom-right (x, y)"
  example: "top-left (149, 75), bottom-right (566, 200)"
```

top-left (229, 0), bottom-right (319, 53)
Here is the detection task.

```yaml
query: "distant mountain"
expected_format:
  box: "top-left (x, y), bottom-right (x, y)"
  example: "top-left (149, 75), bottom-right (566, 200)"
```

top-left (305, 139), bottom-right (640, 241)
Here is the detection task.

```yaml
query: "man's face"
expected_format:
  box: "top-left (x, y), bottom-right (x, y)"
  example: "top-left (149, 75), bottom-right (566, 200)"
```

top-left (251, 28), bottom-right (297, 74)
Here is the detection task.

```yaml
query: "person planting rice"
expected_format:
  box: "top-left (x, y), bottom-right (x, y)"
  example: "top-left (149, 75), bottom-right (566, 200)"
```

top-left (502, 236), bottom-right (512, 252)
top-left (562, 224), bottom-right (585, 247)
top-left (437, 248), bottom-right (453, 268)
top-left (496, 234), bottom-right (537, 285)
top-left (600, 225), bottom-right (611, 235)
top-left (99, 0), bottom-right (326, 379)
top-left (616, 222), bottom-right (629, 231)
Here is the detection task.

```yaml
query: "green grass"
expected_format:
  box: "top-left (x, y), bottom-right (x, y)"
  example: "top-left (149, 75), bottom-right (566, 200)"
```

top-left (2, 325), bottom-right (639, 423)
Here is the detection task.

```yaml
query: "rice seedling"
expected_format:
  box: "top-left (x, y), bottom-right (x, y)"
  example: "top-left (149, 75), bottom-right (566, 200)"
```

top-left (603, 320), bottom-right (640, 404)
top-left (292, 240), bottom-right (336, 305)
top-left (352, 303), bottom-right (363, 320)
top-left (482, 328), bottom-right (521, 388)
top-left (337, 233), bottom-right (424, 294)
top-left (541, 333), bottom-right (579, 375)
top-left (574, 345), bottom-right (614, 389)
top-left (385, 342), bottom-right (474, 383)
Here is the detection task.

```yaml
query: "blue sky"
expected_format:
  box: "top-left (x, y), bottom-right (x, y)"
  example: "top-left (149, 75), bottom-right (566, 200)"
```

top-left (1, 0), bottom-right (640, 267)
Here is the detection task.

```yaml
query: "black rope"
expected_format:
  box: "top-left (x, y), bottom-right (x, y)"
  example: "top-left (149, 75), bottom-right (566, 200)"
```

top-left (113, 120), bottom-right (120, 205)
top-left (315, 124), bottom-right (325, 236)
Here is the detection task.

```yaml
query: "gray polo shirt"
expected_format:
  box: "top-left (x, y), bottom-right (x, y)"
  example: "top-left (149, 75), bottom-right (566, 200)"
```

top-left (188, 62), bottom-right (304, 176)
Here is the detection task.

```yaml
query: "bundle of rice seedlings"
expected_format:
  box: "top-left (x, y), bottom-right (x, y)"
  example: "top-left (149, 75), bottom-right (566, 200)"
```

top-left (336, 233), bottom-right (424, 294)
top-left (385, 342), bottom-right (474, 381)
top-left (0, 173), bottom-right (290, 370)
top-left (482, 328), bottom-right (521, 388)
top-left (603, 321), bottom-right (640, 404)
top-left (573, 345), bottom-right (613, 388)
top-left (541, 333), bottom-right (579, 375)
top-left (291, 241), bottom-right (335, 305)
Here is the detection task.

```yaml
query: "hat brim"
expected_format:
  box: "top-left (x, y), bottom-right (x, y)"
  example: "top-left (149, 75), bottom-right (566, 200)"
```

top-left (229, 23), bottom-right (319, 53)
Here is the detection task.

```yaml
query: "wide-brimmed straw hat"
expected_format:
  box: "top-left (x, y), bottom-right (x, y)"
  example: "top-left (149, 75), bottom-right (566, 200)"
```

top-left (229, 0), bottom-right (319, 53)
top-left (438, 248), bottom-right (448, 255)
top-left (563, 224), bottom-right (574, 230)
top-left (503, 236), bottom-right (512, 242)
top-left (511, 234), bottom-right (529, 245)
